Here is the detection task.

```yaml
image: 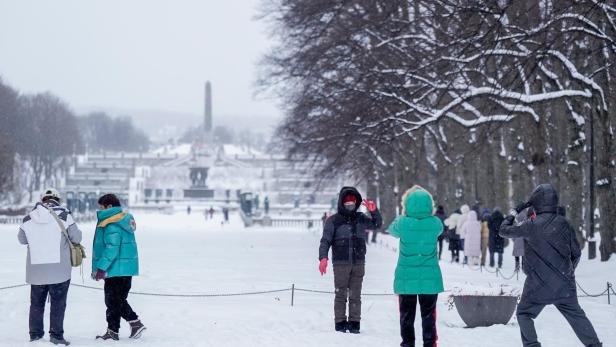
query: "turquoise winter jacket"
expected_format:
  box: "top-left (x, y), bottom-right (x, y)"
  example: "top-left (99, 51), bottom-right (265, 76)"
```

top-left (92, 207), bottom-right (139, 277)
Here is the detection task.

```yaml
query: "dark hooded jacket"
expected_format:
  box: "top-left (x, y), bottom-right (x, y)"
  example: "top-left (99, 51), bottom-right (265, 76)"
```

top-left (488, 209), bottom-right (505, 252)
top-left (319, 187), bottom-right (383, 265)
top-left (500, 183), bottom-right (581, 304)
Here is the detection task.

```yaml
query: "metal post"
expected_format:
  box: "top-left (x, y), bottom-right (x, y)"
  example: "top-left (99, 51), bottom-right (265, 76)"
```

top-left (291, 284), bottom-right (295, 307)
top-left (588, 114), bottom-right (597, 259)
top-left (608, 283), bottom-right (611, 305)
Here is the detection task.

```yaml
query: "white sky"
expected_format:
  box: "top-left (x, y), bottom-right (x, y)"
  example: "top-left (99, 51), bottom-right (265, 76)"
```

top-left (0, 0), bottom-right (281, 137)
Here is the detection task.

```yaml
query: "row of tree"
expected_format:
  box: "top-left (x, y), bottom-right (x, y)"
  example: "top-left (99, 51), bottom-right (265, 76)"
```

top-left (0, 78), bottom-right (149, 202)
top-left (180, 124), bottom-right (269, 151)
top-left (261, 0), bottom-right (616, 260)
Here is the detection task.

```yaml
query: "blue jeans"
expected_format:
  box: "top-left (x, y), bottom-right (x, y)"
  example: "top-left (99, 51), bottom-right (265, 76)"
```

top-left (29, 280), bottom-right (70, 340)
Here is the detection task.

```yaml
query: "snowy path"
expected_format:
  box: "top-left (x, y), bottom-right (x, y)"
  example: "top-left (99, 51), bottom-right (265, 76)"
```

top-left (1, 212), bottom-right (614, 346)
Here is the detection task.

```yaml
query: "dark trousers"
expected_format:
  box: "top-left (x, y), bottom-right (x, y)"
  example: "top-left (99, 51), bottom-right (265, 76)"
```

top-left (437, 238), bottom-right (443, 260)
top-left (450, 249), bottom-right (459, 262)
top-left (104, 277), bottom-right (139, 332)
top-left (517, 299), bottom-right (601, 347)
top-left (29, 280), bottom-right (70, 340)
top-left (399, 294), bottom-right (438, 347)
top-left (490, 252), bottom-right (503, 267)
top-left (333, 264), bottom-right (365, 323)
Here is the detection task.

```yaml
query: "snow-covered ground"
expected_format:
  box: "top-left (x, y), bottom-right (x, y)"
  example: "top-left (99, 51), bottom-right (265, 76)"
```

top-left (1, 212), bottom-right (614, 346)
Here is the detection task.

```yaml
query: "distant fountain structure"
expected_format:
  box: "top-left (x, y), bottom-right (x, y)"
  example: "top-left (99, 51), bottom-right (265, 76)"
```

top-left (183, 81), bottom-right (215, 199)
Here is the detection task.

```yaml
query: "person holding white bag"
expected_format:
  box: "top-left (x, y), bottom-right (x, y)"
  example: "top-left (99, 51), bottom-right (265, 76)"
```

top-left (18, 188), bottom-right (83, 346)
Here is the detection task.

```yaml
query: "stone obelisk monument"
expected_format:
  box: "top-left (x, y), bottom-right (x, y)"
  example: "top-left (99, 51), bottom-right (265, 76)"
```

top-left (204, 81), bottom-right (213, 134)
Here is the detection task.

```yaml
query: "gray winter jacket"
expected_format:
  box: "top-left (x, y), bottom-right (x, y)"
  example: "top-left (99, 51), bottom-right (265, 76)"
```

top-left (512, 210), bottom-right (529, 257)
top-left (319, 187), bottom-right (383, 265)
top-left (18, 201), bottom-right (82, 285)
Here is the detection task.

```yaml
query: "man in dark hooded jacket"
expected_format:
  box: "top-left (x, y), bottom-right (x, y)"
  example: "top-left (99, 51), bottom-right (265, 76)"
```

top-left (318, 187), bottom-right (382, 334)
top-left (500, 183), bottom-right (602, 347)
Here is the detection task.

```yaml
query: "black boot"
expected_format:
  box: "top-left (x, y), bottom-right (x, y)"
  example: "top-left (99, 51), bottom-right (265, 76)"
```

top-left (348, 321), bottom-right (360, 334)
top-left (96, 329), bottom-right (119, 341)
top-left (335, 321), bottom-right (348, 333)
top-left (29, 336), bottom-right (43, 342)
top-left (128, 319), bottom-right (146, 339)
top-left (50, 337), bottom-right (71, 346)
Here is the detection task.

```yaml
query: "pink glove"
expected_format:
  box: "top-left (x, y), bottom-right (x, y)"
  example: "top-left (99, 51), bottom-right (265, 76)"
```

top-left (94, 269), bottom-right (106, 281)
top-left (363, 199), bottom-right (377, 212)
top-left (319, 258), bottom-right (328, 276)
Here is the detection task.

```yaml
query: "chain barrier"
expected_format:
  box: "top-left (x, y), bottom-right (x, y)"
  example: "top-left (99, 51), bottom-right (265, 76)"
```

top-left (294, 288), bottom-right (395, 296)
top-left (0, 283), bottom-right (28, 291)
top-left (70, 283), bottom-right (293, 297)
top-left (575, 282), bottom-right (610, 298)
top-left (482, 266), bottom-right (498, 274)
top-left (456, 262), bottom-right (613, 301)
top-left (496, 268), bottom-right (519, 280)
top-left (465, 263), bottom-right (483, 272)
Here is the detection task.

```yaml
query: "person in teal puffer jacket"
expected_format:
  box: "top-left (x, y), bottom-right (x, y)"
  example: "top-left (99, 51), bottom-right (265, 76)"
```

top-left (388, 186), bottom-right (444, 347)
top-left (92, 194), bottom-right (146, 341)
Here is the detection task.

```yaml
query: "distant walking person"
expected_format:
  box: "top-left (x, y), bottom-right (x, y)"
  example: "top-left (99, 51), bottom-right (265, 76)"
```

top-left (513, 207), bottom-right (534, 272)
top-left (208, 206), bottom-right (215, 219)
top-left (264, 196), bottom-right (270, 215)
top-left (434, 205), bottom-right (447, 261)
top-left (92, 194), bottom-right (146, 341)
top-left (223, 207), bottom-right (230, 223)
top-left (480, 209), bottom-right (491, 266)
top-left (488, 208), bottom-right (505, 268)
top-left (461, 211), bottom-right (482, 265)
top-left (388, 186), bottom-right (443, 347)
top-left (319, 187), bottom-right (382, 334)
top-left (500, 183), bottom-right (602, 347)
top-left (18, 188), bottom-right (83, 346)
top-left (457, 204), bottom-right (470, 264)
top-left (444, 209), bottom-right (461, 262)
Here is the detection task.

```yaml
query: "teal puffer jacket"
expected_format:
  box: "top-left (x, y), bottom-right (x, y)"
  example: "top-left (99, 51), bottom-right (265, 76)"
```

top-left (92, 207), bottom-right (139, 277)
top-left (388, 188), bottom-right (444, 295)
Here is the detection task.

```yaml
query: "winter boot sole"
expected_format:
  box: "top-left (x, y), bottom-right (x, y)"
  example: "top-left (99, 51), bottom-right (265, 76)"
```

top-left (130, 326), bottom-right (146, 339)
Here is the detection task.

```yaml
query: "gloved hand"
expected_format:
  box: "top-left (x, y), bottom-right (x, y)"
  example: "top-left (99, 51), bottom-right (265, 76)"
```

top-left (504, 215), bottom-right (515, 225)
top-left (319, 258), bottom-right (328, 276)
top-left (362, 199), bottom-right (377, 212)
top-left (93, 269), bottom-right (106, 281)
top-left (514, 201), bottom-right (531, 214)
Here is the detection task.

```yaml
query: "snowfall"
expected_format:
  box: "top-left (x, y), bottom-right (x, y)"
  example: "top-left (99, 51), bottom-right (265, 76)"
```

top-left (1, 211), bottom-right (614, 347)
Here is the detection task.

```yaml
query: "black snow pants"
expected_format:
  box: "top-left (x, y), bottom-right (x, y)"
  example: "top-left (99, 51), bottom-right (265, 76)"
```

top-left (517, 298), bottom-right (602, 347)
top-left (104, 276), bottom-right (139, 333)
top-left (29, 279), bottom-right (70, 340)
top-left (399, 294), bottom-right (438, 347)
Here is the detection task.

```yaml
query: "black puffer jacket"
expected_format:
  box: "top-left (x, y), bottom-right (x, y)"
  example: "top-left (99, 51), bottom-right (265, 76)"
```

top-left (488, 209), bottom-right (505, 252)
top-left (500, 183), bottom-right (581, 304)
top-left (319, 187), bottom-right (383, 265)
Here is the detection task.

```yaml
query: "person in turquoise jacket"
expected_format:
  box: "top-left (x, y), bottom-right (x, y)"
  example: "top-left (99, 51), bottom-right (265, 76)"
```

top-left (387, 186), bottom-right (444, 347)
top-left (92, 194), bottom-right (146, 341)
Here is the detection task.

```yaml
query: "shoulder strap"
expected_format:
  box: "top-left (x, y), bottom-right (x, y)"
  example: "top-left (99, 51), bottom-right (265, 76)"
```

top-left (42, 204), bottom-right (76, 251)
